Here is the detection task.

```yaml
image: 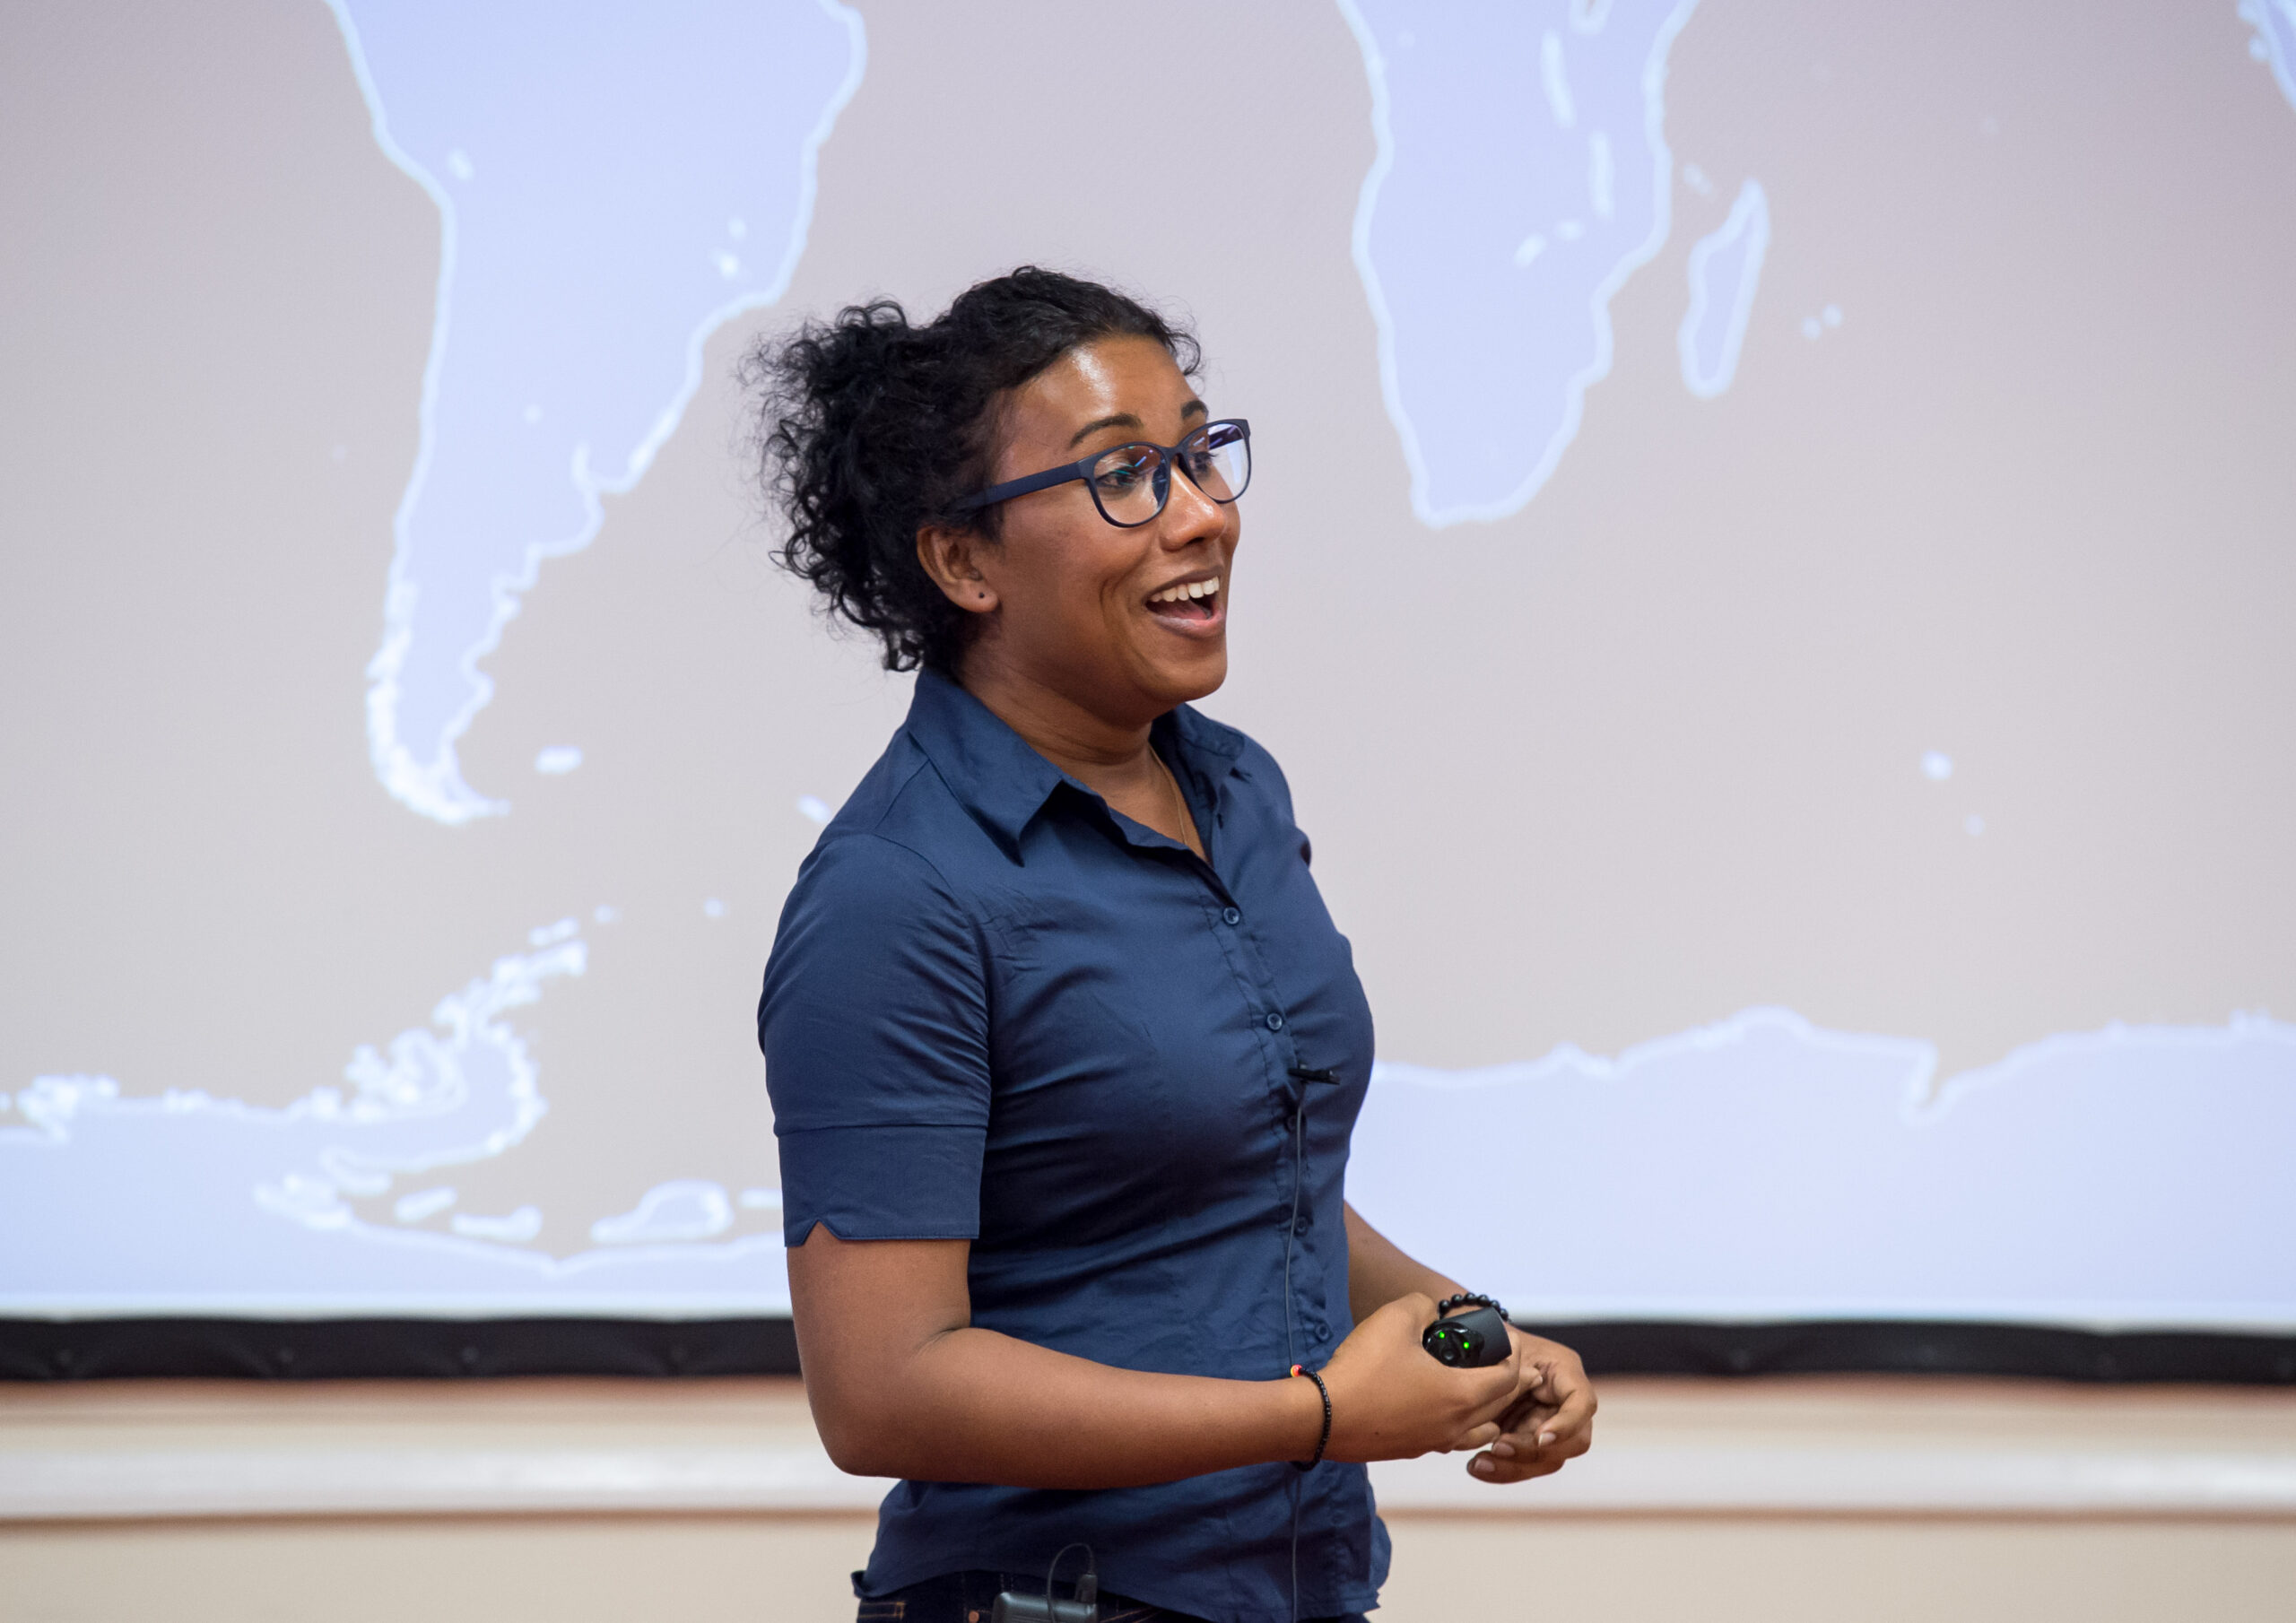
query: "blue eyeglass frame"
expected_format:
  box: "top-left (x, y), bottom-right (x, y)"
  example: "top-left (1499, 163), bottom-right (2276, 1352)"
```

top-left (947, 418), bottom-right (1251, 528)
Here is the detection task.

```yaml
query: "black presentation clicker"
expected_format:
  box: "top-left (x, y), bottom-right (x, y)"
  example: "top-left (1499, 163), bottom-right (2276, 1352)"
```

top-left (1422, 1298), bottom-right (1511, 1367)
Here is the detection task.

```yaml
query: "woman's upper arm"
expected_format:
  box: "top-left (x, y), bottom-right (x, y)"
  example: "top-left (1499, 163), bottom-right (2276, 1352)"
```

top-left (787, 1223), bottom-right (974, 1471)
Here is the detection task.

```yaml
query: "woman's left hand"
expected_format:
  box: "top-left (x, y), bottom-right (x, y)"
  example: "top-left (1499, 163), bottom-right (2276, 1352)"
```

top-left (1465, 1329), bottom-right (1596, 1484)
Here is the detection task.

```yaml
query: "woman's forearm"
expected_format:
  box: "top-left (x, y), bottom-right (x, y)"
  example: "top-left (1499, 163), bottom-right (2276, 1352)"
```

top-left (1344, 1202), bottom-right (1464, 1325)
top-left (823, 1324), bottom-right (1326, 1488)
top-left (790, 1225), bottom-right (1325, 1488)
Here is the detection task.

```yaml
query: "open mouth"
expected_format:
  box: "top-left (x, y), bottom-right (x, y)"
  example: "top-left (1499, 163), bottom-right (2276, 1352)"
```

top-left (1145, 575), bottom-right (1222, 624)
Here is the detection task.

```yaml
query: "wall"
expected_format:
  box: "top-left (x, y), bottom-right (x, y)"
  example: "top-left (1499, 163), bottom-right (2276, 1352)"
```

top-left (6, 1376), bottom-right (2293, 1621)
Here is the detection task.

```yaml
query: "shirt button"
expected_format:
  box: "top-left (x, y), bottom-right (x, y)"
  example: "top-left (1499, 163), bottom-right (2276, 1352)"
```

top-left (1222, 906), bottom-right (1241, 925)
top-left (1265, 1011), bottom-right (1285, 1031)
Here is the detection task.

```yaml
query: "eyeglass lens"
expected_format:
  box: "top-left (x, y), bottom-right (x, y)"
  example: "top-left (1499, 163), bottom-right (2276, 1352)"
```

top-left (1086, 421), bottom-right (1250, 525)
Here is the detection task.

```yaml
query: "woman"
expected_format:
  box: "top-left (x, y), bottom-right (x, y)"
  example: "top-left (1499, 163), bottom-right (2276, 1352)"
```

top-left (751, 269), bottom-right (1594, 1623)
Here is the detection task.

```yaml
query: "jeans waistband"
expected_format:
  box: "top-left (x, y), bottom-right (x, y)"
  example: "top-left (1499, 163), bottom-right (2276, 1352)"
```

top-left (853, 1568), bottom-right (1191, 1623)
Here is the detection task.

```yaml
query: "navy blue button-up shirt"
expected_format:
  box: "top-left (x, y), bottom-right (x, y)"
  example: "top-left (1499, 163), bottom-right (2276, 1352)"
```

top-left (761, 669), bottom-right (1386, 1623)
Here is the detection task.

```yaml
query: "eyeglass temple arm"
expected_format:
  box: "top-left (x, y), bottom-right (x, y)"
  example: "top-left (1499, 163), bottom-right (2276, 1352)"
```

top-left (945, 457), bottom-right (1094, 515)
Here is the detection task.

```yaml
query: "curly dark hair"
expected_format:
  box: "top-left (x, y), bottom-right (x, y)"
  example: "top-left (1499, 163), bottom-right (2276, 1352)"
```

top-left (742, 267), bottom-right (1200, 673)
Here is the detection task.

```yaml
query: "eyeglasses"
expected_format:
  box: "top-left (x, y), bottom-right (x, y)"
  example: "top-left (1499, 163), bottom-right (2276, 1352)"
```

top-left (949, 418), bottom-right (1251, 528)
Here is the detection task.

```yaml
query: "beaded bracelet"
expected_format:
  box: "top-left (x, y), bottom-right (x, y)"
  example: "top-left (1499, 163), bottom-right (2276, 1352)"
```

top-left (1289, 1364), bottom-right (1331, 1471)
top-left (1435, 1291), bottom-right (1509, 1323)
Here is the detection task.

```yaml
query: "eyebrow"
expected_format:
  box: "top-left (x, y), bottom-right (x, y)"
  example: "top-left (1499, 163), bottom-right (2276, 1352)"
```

top-left (1065, 398), bottom-right (1209, 449)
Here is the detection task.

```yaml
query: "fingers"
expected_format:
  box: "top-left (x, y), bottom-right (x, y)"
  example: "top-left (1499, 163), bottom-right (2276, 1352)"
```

top-left (1540, 1376), bottom-right (1596, 1448)
top-left (1496, 1344), bottom-right (1555, 1419)
top-left (1460, 1450), bottom-right (1570, 1487)
top-left (1473, 1411), bottom-right (1593, 1481)
top-left (1470, 1337), bottom-right (1596, 1485)
top-left (1492, 1396), bottom-right (1559, 1447)
top-left (1501, 1338), bottom-right (1593, 1428)
top-left (1466, 1359), bottom-right (1524, 1425)
top-left (1442, 1325), bottom-right (1524, 1402)
top-left (1440, 1420), bottom-right (1503, 1454)
top-left (1526, 1343), bottom-right (1596, 1446)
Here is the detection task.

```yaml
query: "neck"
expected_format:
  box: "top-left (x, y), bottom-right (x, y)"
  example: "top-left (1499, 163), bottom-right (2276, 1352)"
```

top-left (954, 647), bottom-right (1160, 790)
top-left (952, 645), bottom-right (1206, 857)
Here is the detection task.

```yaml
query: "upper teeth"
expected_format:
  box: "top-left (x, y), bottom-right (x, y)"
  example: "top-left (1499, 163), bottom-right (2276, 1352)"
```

top-left (1150, 578), bottom-right (1219, 604)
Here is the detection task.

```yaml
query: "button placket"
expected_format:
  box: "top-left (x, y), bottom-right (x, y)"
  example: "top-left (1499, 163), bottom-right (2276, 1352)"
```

top-left (1188, 846), bottom-right (1315, 1280)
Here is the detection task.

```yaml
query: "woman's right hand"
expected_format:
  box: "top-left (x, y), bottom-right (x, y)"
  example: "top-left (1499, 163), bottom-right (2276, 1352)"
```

top-left (1313, 1292), bottom-right (1522, 1462)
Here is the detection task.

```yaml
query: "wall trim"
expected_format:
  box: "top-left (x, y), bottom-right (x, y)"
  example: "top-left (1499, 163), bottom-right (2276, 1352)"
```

top-left (8, 1439), bottom-right (2296, 1523)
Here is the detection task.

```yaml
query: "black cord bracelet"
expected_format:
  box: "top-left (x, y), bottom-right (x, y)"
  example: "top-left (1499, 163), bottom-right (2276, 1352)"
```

top-left (1435, 1291), bottom-right (1509, 1323)
top-left (1289, 1363), bottom-right (1331, 1471)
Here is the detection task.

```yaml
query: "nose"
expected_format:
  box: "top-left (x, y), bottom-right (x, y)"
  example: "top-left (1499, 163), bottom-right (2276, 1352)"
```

top-left (1159, 454), bottom-right (1233, 550)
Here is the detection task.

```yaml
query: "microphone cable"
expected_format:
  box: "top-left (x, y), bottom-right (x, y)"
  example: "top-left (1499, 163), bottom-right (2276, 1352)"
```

top-left (1283, 1081), bottom-right (1304, 1623)
top-left (1280, 1064), bottom-right (1334, 1623)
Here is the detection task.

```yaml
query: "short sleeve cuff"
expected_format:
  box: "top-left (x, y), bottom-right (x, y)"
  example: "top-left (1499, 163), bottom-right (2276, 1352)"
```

top-left (777, 1123), bottom-right (986, 1245)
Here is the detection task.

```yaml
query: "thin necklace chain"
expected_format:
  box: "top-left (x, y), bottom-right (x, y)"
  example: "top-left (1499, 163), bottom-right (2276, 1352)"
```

top-left (1151, 747), bottom-right (1200, 856)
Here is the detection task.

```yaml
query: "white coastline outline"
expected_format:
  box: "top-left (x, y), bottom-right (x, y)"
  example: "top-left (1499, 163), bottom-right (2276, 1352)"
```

top-left (326, 1), bottom-right (868, 825)
top-left (11, 1003), bottom-right (2289, 1324)
top-left (1676, 177), bottom-right (1770, 399)
top-left (1370, 1003), bottom-right (2296, 1123)
top-left (1335, 0), bottom-right (1701, 529)
top-left (1365, 1005), bottom-right (2296, 1331)
top-left (2242, 0), bottom-right (2296, 109)
top-left (10, 932), bottom-right (579, 1188)
top-left (589, 1179), bottom-right (736, 1245)
top-left (449, 1206), bottom-right (544, 1242)
top-left (3, 922), bottom-right (793, 1318)
top-left (1373, 1006), bottom-right (1935, 1110)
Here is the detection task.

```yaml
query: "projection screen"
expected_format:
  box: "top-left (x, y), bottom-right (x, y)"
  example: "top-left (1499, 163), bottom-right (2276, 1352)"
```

top-left (4, 0), bottom-right (2292, 1376)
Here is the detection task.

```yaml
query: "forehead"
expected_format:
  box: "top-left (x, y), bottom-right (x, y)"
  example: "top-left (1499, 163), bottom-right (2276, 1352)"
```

top-left (1002, 334), bottom-right (1197, 445)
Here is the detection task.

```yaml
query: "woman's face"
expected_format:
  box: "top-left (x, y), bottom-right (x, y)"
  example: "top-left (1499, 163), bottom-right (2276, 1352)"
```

top-left (930, 334), bottom-right (1239, 729)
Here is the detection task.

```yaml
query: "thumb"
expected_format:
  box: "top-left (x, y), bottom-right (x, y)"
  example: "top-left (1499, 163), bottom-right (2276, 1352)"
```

top-left (1463, 1353), bottom-right (1520, 1415)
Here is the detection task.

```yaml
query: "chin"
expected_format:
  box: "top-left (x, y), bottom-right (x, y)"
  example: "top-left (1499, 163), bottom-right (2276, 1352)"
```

top-left (1151, 646), bottom-right (1228, 708)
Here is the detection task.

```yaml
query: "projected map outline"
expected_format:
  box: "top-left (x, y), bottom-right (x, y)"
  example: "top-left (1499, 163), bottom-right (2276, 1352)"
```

top-left (2, 919), bottom-right (792, 1316)
top-left (1338, 0), bottom-right (1703, 525)
top-left (2246, 0), bottom-right (2296, 109)
top-left (1678, 178), bottom-right (1770, 399)
top-left (334, 0), bottom-right (866, 827)
top-left (1348, 1009), bottom-right (2296, 1329)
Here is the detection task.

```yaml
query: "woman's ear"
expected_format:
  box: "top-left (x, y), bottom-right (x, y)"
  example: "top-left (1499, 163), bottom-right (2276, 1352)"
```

top-left (917, 523), bottom-right (1000, 615)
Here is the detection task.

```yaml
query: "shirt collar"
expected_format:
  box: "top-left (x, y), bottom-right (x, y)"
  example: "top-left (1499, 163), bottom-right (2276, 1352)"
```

top-left (906, 667), bottom-right (1247, 852)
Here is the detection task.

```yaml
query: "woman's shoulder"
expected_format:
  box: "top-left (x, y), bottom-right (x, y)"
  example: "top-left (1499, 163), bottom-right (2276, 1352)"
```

top-left (780, 729), bottom-right (993, 925)
top-left (810, 730), bottom-right (934, 844)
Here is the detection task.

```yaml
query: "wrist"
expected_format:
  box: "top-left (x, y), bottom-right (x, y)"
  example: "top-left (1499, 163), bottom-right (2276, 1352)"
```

top-left (1286, 1363), bottom-right (1333, 1471)
top-left (1270, 1369), bottom-right (1326, 1462)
